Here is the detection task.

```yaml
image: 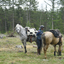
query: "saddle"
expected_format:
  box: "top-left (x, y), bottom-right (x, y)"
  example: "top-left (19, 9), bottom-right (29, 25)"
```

top-left (49, 29), bottom-right (59, 38)
top-left (49, 29), bottom-right (62, 45)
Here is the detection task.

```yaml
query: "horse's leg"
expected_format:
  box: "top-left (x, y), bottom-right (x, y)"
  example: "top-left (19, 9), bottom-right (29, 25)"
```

top-left (43, 44), bottom-right (49, 59)
top-left (58, 44), bottom-right (62, 56)
top-left (54, 45), bottom-right (56, 56)
top-left (58, 37), bottom-right (62, 56)
top-left (22, 40), bottom-right (27, 53)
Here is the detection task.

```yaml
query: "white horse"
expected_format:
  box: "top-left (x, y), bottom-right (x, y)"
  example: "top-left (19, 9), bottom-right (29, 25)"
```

top-left (15, 24), bottom-right (27, 53)
top-left (15, 24), bottom-right (37, 53)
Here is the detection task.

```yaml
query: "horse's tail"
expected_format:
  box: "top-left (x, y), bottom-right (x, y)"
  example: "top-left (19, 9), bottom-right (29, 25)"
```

top-left (41, 33), bottom-right (45, 47)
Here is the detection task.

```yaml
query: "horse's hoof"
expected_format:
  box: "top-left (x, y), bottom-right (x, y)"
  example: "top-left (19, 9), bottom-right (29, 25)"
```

top-left (57, 51), bottom-right (61, 56)
top-left (54, 51), bottom-right (56, 56)
top-left (54, 55), bottom-right (56, 56)
top-left (45, 56), bottom-right (47, 59)
top-left (25, 51), bottom-right (27, 53)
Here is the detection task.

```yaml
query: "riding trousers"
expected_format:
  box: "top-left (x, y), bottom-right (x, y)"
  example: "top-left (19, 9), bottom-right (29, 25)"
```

top-left (36, 38), bottom-right (42, 49)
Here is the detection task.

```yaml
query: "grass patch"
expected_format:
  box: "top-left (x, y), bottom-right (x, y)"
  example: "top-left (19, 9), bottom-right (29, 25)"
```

top-left (0, 36), bottom-right (64, 64)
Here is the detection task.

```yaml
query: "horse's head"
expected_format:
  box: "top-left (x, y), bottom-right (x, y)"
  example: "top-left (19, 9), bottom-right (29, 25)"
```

top-left (15, 24), bottom-right (21, 34)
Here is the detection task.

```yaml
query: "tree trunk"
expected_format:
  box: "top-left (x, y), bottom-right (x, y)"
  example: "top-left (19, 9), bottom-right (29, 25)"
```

top-left (12, 0), bottom-right (14, 31)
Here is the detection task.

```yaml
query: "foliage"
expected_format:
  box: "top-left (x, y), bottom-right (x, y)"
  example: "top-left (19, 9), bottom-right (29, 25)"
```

top-left (26, 21), bottom-right (31, 27)
top-left (0, 0), bottom-right (64, 34)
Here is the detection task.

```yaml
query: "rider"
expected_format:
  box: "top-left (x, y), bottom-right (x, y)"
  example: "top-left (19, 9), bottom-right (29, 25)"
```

top-left (36, 25), bottom-right (44, 55)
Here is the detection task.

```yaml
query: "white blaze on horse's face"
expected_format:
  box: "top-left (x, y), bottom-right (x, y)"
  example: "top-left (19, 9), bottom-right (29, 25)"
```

top-left (15, 24), bottom-right (21, 34)
top-left (16, 27), bottom-right (21, 34)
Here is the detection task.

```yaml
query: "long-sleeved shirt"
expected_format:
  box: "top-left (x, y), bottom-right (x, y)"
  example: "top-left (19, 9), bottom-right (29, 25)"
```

top-left (36, 29), bottom-right (43, 40)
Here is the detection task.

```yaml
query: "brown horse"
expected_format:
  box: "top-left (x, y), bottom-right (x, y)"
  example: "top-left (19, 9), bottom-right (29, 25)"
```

top-left (41, 29), bottom-right (62, 59)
